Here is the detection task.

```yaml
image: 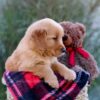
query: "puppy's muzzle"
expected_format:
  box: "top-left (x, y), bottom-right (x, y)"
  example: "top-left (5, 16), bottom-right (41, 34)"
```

top-left (61, 48), bottom-right (66, 53)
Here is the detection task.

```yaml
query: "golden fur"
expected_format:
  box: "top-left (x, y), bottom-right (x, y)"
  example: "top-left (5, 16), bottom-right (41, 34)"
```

top-left (5, 18), bottom-right (76, 88)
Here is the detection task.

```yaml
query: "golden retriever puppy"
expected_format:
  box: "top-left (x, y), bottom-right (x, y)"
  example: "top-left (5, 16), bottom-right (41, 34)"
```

top-left (5, 18), bottom-right (76, 88)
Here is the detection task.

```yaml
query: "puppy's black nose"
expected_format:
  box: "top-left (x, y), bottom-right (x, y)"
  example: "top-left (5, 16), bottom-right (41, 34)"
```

top-left (63, 35), bottom-right (68, 41)
top-left (61, 48), bottom-right (66, 53)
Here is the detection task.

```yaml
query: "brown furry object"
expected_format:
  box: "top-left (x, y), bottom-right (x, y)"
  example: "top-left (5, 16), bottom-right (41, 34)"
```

top-left (5, 18), bottom-right (76, 88)
top-left (59, 21), bottom-right (99, 83)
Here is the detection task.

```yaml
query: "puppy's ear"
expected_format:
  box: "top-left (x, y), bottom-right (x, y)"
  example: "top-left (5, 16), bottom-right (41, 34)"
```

top-left (32, 28), bottom-right (47, 49)
top-left (76, 23), bottom-right (86, 35)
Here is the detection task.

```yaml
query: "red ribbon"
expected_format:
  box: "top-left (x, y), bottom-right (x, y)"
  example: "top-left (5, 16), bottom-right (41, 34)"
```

top-left (66, 47), bottom-right (90, 67)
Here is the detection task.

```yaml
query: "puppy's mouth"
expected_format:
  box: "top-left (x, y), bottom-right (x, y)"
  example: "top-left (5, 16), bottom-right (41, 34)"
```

top-left (52, 47), bottom-right (66, 57)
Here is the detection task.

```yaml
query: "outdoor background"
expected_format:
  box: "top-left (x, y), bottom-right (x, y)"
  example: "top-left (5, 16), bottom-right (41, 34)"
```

top-left (0, 0), bottom-right (100, 100)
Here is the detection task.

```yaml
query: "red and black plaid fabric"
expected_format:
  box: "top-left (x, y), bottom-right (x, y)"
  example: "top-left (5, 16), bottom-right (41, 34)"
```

top-left (4, 71), bottom-right (89, 100)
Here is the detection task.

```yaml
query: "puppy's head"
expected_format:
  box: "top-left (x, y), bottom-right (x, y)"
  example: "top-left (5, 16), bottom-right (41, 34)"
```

top-left (25, 18), bottom-right (65, 57)
top-left (60, 21), bottom-right (86, 48)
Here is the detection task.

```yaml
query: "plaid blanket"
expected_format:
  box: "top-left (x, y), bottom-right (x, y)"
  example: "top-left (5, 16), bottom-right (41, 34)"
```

top-left (4, 71), bottom-right (89, 100)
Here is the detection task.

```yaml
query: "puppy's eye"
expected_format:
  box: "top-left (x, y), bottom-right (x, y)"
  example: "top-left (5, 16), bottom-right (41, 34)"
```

top-left (52, 37), bottom-right (57, 40)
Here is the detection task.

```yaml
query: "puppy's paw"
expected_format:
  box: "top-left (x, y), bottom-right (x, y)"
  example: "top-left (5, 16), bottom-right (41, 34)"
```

top-left (18, 67), bottom-right (28, 72)
top-left (63, 70), bottom-right (76, 81)
top-left (6, 65), bottom-right (18, 71)
top-left (45, 76), bottom-right (59, 88)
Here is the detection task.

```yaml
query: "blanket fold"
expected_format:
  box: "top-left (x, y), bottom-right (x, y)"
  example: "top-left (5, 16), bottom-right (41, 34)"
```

top-left (4, 71), bottom-right (89, 100)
